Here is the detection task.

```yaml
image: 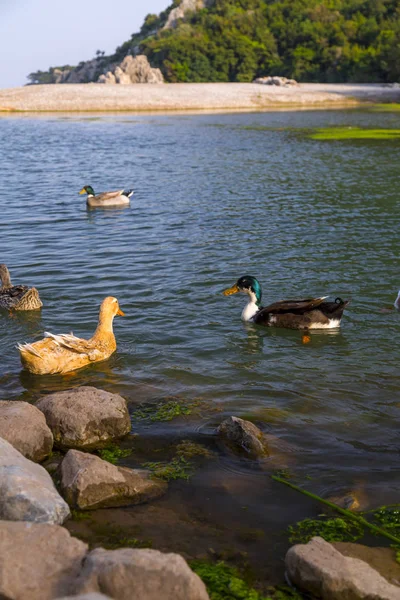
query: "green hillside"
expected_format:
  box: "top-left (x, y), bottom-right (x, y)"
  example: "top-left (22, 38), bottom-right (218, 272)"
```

top-left (29, 0), bottom-right (400, 84)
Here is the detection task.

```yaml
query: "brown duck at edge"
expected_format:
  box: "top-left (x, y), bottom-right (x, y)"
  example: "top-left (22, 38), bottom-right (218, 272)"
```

top-left (0, 264), bottom-right (42, 311)
top-left (17, 296), bottom-right (124, 375)
top-left (223, 275), bottom-right (349, 330)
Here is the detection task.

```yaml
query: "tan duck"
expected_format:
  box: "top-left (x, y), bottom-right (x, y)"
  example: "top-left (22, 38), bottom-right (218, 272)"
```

top-left (223, 275), bottom-right (349, 330)
top-left (0, 264), bottom-right (42, 311)
top-left (79, 185), bottom-right (133, 208)
top-left (17, 296), bottom-right (124, 375)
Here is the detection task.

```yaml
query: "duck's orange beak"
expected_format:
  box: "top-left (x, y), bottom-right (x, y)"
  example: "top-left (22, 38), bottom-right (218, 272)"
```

top-left (79, 188), bottom-right (86, 195)
top-left (116, 308), bottom-right (125, 316)
top-left (223, 284), bottom-right (240, 296)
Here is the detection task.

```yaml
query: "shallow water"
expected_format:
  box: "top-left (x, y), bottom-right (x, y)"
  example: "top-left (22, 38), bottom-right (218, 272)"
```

top-left (1, 109), bottom-right (400, 582)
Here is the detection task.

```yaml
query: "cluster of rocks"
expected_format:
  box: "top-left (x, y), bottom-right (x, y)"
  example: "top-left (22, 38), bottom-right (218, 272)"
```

top-left (98, 56), bottom-right (163, 85)
top-left (1, 387), bottom-right (399, 600)
top-left (253, 76), bottom-right (298, 86)
top-left (49, 55), bottom-right (163, 85)
top-left (163, 0), bottom-right (211, 29)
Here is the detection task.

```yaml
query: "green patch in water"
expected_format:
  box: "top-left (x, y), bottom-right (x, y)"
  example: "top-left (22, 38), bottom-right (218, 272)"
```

top-left (70, 509), bottom-right (93, 522)
top-left (190, 561), bottom-right (303, 600)
top-left (176, 439), bottom-right (214, 459)
top-left (132, 399), bottom-right (194, 422)
top-left (97, 443), bottom-right (132, 465)
top-left (288, 516), bottom-right (364, 544)
top-left (84, 523), bottom-right (152, 550)
top-left (310, 127), bottom-right (400, 141)
top-left (144, 456), bottom-right (194, 481)
top-left (371, 103), bottom-right (400, 112)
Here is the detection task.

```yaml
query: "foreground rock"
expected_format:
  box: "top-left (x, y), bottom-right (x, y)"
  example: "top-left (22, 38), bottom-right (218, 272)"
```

top-left (0, 521), bottom-right (87, 600)
top-left (61, 449), bottom-right (167, 510)
top-left (218, 416), bottom-right (269, 458)
top-left (0, 400), bottom-right (53, 461)
top-left (36, 386), bottom-right (131, 450)
top-left (0, 437), bottom-right (70, 524)
top-left (56, 595), bottom-right (113, 600)
top-left (286, 536), bottom-right (400, 600)
top-left (75, 547), bottom-right (210, 600)
top-left (98, 56), bottom-right (163, 84)
top-left (253, 75), bottom-right (298, 86)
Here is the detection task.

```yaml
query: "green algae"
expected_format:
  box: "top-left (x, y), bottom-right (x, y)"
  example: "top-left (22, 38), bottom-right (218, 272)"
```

top-left (97, 443), bottom-right (132, 465)
top-left (310, 126), bottom-right (400, 141)
top-left (80, 522), bottom-right (152, 550)
top-left (176, 439), bottom-right (214, 459)
top-left (371, 103), bottom-right (400, 111)
top-left (190, 561), bottom-right (304, 600)
top-left (70, 509), bottom-right (93, 522)
top-left (132, 399), bottom-right (194, 422)
top-left (144, 456), bottom-right (194, 481)
top-left (288, 516), bottom-right (364, 544)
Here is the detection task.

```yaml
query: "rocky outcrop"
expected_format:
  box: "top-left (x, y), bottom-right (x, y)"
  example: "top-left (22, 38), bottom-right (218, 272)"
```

top-left (61, 449), bottom-right (167, 510)
top-left (0, 521), bottom-right (87, 600)
top-left (164, 0), bottom-right (210, 29)
top-left (98, 55), bottom-right (163, 84)
top-left (0, 437), bottom-right (70, 524)
top-left (36, 386), bottom-right (131, 450)
top-left (253, 76), bottom-right (298, 86)
top-left (0, 400), bottom-right (53, 462)
top-left (285, 536), bottom-right (400, 600)
top-left (75, 547), bottom-right (210, 600)
top-left (218, 416), bottom-right (269, 458)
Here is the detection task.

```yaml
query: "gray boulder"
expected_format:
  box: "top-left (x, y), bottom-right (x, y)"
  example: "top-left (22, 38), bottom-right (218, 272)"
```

top-left (75, 547), bottom-right (210, 600)
top-left (286, 536), bottom-right (400, 600)
top-left (0, 437), bottom-right (70, 524)
top-left (0, 520), bottom-right (88, 600)
top-left (0, 400), bottom-right (53, 461)
top-left (218, 416), bottom-right (269, 458)
top-left (61, 449), bottom-right (167, 510)
top-left (36, 386), bottom-right (131, 450)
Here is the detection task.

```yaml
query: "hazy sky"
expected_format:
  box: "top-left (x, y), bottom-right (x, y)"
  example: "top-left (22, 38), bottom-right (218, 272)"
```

top-left (0, 0), bottom-right (170, 88)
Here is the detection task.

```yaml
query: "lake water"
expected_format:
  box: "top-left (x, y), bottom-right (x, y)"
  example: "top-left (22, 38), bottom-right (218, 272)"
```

top-left (1, 109), bottom-right (400, 585)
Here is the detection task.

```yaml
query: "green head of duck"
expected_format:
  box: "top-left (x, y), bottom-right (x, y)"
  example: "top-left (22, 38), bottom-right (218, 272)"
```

top-left (223, 275), bottom-right (263, 322)
top-left (79, 185), bottom-right (95, 197)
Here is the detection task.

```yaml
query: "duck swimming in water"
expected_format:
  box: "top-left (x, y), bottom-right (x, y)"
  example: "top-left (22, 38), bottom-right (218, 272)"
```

top-left (79, 185), bottom-right (133, 208)
top-left (223, 275), bottom-right (348, 330)
top-left (0, 264), bottom-right (42, 311)
top-left (17, 296), bottom-right (124, 374)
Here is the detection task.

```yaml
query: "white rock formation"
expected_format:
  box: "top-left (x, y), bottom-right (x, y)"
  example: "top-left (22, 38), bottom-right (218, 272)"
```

top-left (98, 55), bottom-right (163, 84)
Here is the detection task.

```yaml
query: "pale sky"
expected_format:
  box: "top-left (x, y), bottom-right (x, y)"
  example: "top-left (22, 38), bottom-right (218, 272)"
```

top-left (0, 0), bottom-right (170, 88)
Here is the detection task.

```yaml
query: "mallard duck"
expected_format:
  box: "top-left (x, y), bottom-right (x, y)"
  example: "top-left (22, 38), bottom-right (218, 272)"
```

top-left (79, 185), bottom-right (133, 208)
top-left (223, 275), bottom-right (348, 330)
top-left (0, 264), bottom-right (42, 311)
top-left (17, 296), bottom-right (124, 375)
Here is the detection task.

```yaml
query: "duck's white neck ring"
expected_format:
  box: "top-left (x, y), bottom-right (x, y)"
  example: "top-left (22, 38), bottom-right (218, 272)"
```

top-left (241, 290), bottom-right (261, 322)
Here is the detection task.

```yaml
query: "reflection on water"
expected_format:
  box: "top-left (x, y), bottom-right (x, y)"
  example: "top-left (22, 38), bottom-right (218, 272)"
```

top-left (1, 109), bottom-right (400, 579)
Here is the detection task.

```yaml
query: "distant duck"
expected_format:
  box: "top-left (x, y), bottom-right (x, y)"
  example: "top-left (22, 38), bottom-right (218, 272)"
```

top-left (79, 185), bottom-right (133, 208)
top-left (17, 296), bottom-right (124, 375)
top-left (223, 275), bottom-right (349, 330)
top-left (0, 264), bottom-right (42, 311)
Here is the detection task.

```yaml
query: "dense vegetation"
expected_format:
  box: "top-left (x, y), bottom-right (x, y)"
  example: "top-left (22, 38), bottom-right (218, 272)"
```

top-left (28, 0), bottom-right (400, 84)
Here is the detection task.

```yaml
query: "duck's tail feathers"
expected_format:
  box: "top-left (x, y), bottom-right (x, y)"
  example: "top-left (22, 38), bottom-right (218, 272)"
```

top-left (16, 342), bottom-right (43, 358)
top-left (123, 189), bottom-right (134, 198)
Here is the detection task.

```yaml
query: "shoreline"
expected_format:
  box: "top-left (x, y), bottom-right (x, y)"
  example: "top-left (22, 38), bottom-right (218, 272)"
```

top-left (1, 82), bottom-right (400, 113)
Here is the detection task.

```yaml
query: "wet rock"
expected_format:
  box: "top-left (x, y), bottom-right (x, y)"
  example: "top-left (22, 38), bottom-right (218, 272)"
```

top-left (326, 490), bottom-right (366, 512)
top-left (75, 547), bottom-right (210, 600)
top-left (218, 416), bottom-right (269, 458)
top-left (0, 400), bottom-right (53, 461)
top-left (36, 386), bottom-right (131, 450)
top-left (285, 536), bottom-right (400, 600)
top-left (0, 437), bottom-right (70, 524)
top-left (0, 520), bottom-right (88, 600)
top-left (61, 449), bottom-right (167, 510)
top-left (97, 56), bottom-right (163, 84)
top-left (333, 543), bottom-right (400, 588)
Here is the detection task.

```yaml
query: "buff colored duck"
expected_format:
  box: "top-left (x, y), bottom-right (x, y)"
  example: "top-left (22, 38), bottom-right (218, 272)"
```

top-left (223, 275), bottom-right (349, 330)
top-left (79, 185), bottom-right (133, 208)
top-left (17, 296), bottom-right (124, 375)
top-left (0, 264), bottom-right (42, 311)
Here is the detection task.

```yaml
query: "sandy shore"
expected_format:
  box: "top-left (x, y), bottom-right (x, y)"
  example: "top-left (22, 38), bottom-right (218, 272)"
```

top-left (0, 82), bottom-right (400, 113)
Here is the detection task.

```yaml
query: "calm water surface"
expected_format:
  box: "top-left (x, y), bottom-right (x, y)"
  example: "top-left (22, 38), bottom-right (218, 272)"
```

top-left (1, 109), bottom-right (400, 579)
